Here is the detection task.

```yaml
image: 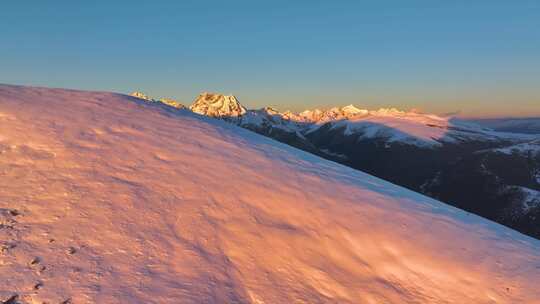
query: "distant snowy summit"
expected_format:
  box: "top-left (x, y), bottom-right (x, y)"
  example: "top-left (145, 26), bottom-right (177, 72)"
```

top-left (131, 90), bottom-right (421, 123)
top-left (296, 104), bottom-right (368, 123)
top-left (190, 92), bottom-right (247, 117)
top-left (131, 91), bottom-right (152, 101)
top-left (130, 91), bottom-right (185, 109)
top-left (131, 90), bottom-right (444, 128)
top-left (131, 91), bottom-right (248, 117)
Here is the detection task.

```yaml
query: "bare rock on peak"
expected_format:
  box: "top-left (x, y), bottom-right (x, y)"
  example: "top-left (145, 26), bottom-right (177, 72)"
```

top-left (190, 92), bottom-right (246, 118)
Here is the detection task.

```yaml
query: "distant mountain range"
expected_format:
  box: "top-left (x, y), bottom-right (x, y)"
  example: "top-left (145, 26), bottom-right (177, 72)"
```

top-left (131, 91), bottom-right (540, 239)
top-left (469, 117), bottom-right (540, 135)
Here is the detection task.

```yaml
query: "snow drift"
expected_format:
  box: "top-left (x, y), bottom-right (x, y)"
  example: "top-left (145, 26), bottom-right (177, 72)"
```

top-left (0, 84), bottom-right (539, 304)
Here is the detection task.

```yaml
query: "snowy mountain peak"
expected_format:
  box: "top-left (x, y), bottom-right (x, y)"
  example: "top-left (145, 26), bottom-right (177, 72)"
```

top-left (371, 107), bottom-right (405, 116)
top-left (261, 106), bottom-right (280, 115)
top-left (342, 104), bottom-right (366, 115)
top-left (296, 105), bottom-right (369, 123)
top-left (130, 91), bottom-right (185, 109)
top-left (300, 109), bottom-right (322, 116)
top-left (130, 91), bottom-right (152, 101)
top-left (190, 92), bottom-right (247, 117)
top-left (158, 98), bottom-right (185, 109)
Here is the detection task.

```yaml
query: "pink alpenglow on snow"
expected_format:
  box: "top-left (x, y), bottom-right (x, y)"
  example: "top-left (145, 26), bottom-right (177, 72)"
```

top-left (0, 84), bottom-right (539, 303)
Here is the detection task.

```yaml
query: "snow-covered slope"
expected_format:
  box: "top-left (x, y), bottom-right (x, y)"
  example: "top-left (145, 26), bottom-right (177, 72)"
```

top-left (472, 118), bottom-right (540, 135)
top-left (301, 108), bottom-right (534, 148)
top-left (307, 108), bottom-right (462, 147)
top-left (1, 84), bottom-right (540, 303)
top-left (491, 139), bottom-right (540, 156)
top-left (130, 91), bottom-right (540, 238)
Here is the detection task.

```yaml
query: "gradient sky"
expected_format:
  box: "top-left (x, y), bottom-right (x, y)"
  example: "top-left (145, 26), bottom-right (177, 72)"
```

top-left (1, 1), bottom-right (539, 117)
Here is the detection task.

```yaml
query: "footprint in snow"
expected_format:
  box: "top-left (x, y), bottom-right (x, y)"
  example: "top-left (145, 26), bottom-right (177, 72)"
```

top-left (66, 247), bottom-right (77, 255)
top-left (29, 257), bottom-right (46, 273)
top-left (1, 294), bottom-right (19, 304)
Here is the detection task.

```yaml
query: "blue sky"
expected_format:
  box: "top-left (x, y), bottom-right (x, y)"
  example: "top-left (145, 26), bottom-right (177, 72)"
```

top-left (1, 1), bottom-right (539, 117)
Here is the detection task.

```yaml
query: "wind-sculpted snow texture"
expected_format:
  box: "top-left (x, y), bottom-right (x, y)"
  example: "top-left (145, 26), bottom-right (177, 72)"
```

top-left (161, 92), bottom-right (540, 238)
top-left (0, 84), bottom-right (539, 303)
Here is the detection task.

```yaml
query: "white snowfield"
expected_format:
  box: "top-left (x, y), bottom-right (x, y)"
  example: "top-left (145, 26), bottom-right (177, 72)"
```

top-left (1, 84), bottom-right (540, 304)
top-left (492, 139), bottom-right (540, 156)
top-left (299, 107), bottom-right (535, 148)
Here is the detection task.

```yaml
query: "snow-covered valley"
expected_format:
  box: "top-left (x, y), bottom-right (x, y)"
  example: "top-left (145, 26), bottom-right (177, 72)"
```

top-left (1, 84), bottom-right (540, 303)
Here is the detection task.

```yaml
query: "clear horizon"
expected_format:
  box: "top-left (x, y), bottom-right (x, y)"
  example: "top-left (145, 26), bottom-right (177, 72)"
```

top-left (1, 1), bottom-right (539, 118)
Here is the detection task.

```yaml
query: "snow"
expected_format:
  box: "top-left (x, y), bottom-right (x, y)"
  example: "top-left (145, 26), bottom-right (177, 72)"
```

top-left (1, 84), bottom-right (540, 303)
top-left (341, 104), bottom-right (367, 115)
top-left (334, 114), bottom-right (452, 147)
top-left (190, 92), bottom-right (246, 117)
top-left (319, 148), bottom-right (348, 160)
top-left (239, 110), bottom-right (266, 126)
top-left (492, 140), bottom-right (540, 156)
top-left (302, 109), bottom-right (456, 147)
top-left (472, 118), bottom-right (540, 135)
top-left (130, 91), bottom-right (152, 101)
top-left (504, 186), bottom-right (540, 219)
top-left (302, 109), bottom-right (537, 148)
top-left (130, 92), bottom-right (185, 109)
top-left (517, 187), bottom-right (540, 213)
top-left (134, 91), bottom-right (536, 149)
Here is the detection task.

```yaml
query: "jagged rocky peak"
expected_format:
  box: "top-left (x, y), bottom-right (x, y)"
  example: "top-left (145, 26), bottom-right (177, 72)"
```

top-left (190, 92), bottom-right (247, 117)
top-left (296, 105), bottom-right (369, 123)
top-left (158, 98), bottom-right (185, 109)
top-left (131, 91), bottom-right (153, 101)
top-left (298, 109), bottom-right (323, 122)
top-left (261, 106), bottom-right (280, 115)
top-left (130, 91), bottom-right (185, 109)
